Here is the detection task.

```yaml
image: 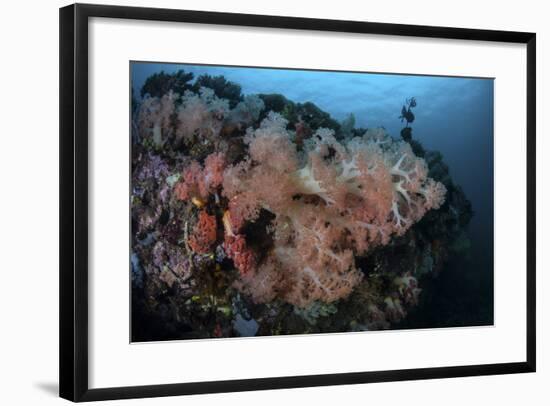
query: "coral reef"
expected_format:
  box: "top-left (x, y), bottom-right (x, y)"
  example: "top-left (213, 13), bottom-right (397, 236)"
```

top-left (131, 70), bottom-right (473, 340)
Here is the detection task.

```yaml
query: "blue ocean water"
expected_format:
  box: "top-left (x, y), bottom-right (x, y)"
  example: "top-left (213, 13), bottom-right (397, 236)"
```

top-left (132, 62), bottom-right (494, 325)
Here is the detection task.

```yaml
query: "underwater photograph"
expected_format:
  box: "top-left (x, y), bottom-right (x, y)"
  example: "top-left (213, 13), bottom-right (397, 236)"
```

top-left (130, 62), bottom-right (494, 342)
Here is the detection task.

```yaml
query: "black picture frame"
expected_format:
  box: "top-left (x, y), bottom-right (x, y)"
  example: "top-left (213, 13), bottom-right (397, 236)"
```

top-left (59, 3), bottom-right (536, 402)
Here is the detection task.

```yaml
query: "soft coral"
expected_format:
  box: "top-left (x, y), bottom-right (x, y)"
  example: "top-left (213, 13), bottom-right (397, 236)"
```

top-left (174, 152), bottom-right (226, 202)
top-left (222, 113), bottom-right (446, 307)
top-left (188, 211), bottom-right (217, 254)
top-left (223, 234), bottom-right (256, 276)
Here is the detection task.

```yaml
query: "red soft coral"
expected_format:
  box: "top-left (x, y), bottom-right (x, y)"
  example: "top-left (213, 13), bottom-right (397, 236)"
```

top-left (223, 234), bottom-right (256, 276)
top-left (188, 211), bottom-right (217, 254)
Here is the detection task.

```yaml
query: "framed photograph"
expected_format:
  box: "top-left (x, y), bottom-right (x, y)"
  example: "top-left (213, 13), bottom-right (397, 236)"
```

top-left (59, 3), bottom-right (536, 402)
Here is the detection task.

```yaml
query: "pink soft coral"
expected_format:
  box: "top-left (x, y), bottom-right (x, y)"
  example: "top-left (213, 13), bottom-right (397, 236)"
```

top-left (174, 152), bottom-right (226, 201)
top-left (203, 152), bottom-right (226, 192)
top-left (222, 113), bottom-right (446, 307)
